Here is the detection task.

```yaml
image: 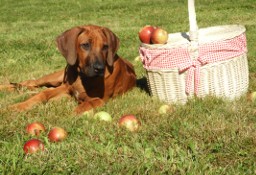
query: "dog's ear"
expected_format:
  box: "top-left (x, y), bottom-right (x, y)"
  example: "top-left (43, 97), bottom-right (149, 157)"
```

top-left (56, 27), bottom-right (82, 65)
top-left (102, 27), bottom-right (120, 66)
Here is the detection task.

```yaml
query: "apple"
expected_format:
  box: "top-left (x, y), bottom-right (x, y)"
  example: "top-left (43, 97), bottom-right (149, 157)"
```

top-left (26, 122), bottom-right (46, 136)
top-left (247, 91), bottom-right (256, 102)
top-left (48, 127), bottom-right (67, 142)
top-left (134, 56), bottom-right (141, 62)
top-left (94, 111), bottom-right (112, 122)
top-left (118, 114), bottom-right (140, 132)
top-left (151, 28), bottom-right (168, 44)
top-left (23, 139), bottom-right (44, 154)
top-left (138, 25), bottom-right (156, 44)
top-left (158, 104), bottom-right (174, 114)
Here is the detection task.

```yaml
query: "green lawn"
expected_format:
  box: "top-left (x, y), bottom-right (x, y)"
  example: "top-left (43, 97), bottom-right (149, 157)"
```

top-left (0, 0), bottom-right (256, 174)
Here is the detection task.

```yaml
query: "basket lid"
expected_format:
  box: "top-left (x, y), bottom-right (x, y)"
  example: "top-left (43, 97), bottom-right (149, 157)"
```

top-left (198, 25), bottom-right (246, 43)
top-left (141, 25), bottom-right (246, 49)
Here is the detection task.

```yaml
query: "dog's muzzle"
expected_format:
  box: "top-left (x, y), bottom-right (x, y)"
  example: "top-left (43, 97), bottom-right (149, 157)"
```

top-left (93, 62), bottom-right (105, 76)
top-left (80, 61), bottom-right (105, 77)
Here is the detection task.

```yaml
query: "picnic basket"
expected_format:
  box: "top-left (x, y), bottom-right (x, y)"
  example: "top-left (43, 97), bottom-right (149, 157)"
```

top-left (139, 0), bottom-right (249, 104)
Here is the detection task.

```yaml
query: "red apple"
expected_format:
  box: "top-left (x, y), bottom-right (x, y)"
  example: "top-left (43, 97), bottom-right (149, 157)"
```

top-left (48, 127), bottom-right (67, 142)
top-left (23, 139), bottom-right (44, 154)
top-left (138, 25), bottom-right (156, 44)
top-left (151, 28), bottom-right (168, 44)
top-left (26, 122), bottom-right (46, 136)
top-left (118, 114), bottom-right (140, 132)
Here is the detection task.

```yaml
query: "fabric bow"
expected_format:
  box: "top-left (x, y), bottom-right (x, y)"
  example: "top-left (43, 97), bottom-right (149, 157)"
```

top-left (178, 58), bottom-right (206, 95)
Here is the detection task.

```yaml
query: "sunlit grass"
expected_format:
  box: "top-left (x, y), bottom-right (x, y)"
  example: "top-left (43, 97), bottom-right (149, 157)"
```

top-left (0, 0), bottom-right (256, 174)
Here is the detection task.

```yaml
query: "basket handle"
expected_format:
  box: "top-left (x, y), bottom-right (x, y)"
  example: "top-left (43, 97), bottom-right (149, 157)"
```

top-left (188, 0), bottom-right (199, 59)
top-left (188, 0), bottom-right (198, 41)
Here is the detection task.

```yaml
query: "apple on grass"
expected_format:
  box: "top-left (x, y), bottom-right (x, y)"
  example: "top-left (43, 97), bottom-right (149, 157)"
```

top-left (93, 111), bottom-right (112, 122)
top-left (23, 139), bottom-right (44, 154)
top-left (151, 28), bottom-right (168, 44)
top-left (118, 114), bottom-right (140, 132)
top-left (158, 104), bottom-right (174, 114)
top-left (134, 56), bottom-right (141, 62)
top-left (247, 91), bottom-right (256, 102)
top-left (138, 25), bottom-right (156, 44)
top-left (48, 127), bottom-right (67, 142)
top-left (26, 122), bottom-right (46, 136)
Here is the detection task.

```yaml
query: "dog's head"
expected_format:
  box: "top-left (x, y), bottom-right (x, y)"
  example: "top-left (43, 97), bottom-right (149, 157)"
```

top-left (56, 25), bottom-right (120, 77)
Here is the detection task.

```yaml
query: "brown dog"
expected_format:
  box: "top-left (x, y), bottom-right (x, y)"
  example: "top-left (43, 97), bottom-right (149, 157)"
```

top-left (1, 25), bottom-right (136, 114)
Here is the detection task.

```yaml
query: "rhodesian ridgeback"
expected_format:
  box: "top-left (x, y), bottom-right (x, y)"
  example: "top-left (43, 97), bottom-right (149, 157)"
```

top-left (1, 25), bottom-right (136, 114)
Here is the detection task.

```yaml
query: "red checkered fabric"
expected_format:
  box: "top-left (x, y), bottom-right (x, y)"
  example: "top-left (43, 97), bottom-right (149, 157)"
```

top-left (139, 33), bottom-right (247, 94)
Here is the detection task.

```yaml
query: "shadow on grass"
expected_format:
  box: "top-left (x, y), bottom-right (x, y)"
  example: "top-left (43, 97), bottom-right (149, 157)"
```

top-left (136, 77), bottom-right (150, 95)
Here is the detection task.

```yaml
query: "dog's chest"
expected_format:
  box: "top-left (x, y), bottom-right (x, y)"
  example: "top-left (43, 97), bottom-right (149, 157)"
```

top-left (73, 90), bottom-right (81, 100)
top-left (71, 77), bottom-right (105, 101)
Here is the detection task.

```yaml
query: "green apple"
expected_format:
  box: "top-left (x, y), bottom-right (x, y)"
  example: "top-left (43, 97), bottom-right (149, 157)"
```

top-left (134, 56), bottom-right (141, 62)
top-left (158, 104), bottom-right (173, 114)
top-left (94, 111), bottom-right (112, 122)
top-left (247, 91), bottom-right (256, 102)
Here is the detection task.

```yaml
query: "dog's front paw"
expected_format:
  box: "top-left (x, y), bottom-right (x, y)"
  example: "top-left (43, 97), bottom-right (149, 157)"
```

top-left (0, 84), bottom-right (16, 92)
top-left (74, 103), bottom-right (93, 115)
top-left (74, 98), bottom-right (105, 115)
top-left (18, 80), bottom-right (38, 90)
top-left (19, 80), bottom-right (37, 87)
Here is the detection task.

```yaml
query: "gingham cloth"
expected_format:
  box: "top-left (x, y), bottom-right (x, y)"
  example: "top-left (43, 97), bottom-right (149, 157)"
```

top-left (139, 33), bottom-right (247, 94)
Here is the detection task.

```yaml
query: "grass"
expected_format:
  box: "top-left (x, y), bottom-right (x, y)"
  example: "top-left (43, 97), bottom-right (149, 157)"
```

top-left (0, 0), bottom-right (256, 174)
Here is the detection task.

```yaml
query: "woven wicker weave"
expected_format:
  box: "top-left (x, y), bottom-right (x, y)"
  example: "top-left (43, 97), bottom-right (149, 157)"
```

top-left (139, 0), bottom-right (249, 104)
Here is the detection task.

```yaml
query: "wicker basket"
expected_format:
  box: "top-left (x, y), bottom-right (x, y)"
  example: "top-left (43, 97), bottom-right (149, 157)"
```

top-left (139, 0), bottom-right (249, 104)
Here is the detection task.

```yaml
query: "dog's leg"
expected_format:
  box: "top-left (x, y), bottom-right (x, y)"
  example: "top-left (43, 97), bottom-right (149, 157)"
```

top-left (19, 70), bottom-right (65, 89)
top-left (74, 98), bottom-right (105, 114)
top-left (0, 70), bottom-right (65, 92)
top-left (0, 84), bottom-right (17, 91)
top-left (10, 84), bottom-right (70, 111)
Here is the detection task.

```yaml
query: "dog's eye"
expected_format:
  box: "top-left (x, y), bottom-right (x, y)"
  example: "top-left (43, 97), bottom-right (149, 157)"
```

top-left (102, 44), bottom-right (109, 51)
top-left (81, 43), bottom-right (90, 50)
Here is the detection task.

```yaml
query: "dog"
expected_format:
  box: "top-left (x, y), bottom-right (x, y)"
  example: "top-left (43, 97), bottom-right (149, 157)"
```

top-left (0, 25), bottom-right (136, 114)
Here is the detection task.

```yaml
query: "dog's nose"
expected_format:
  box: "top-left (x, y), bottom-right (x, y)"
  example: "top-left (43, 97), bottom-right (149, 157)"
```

top-left (93, 62), bottom-right (105, 75)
